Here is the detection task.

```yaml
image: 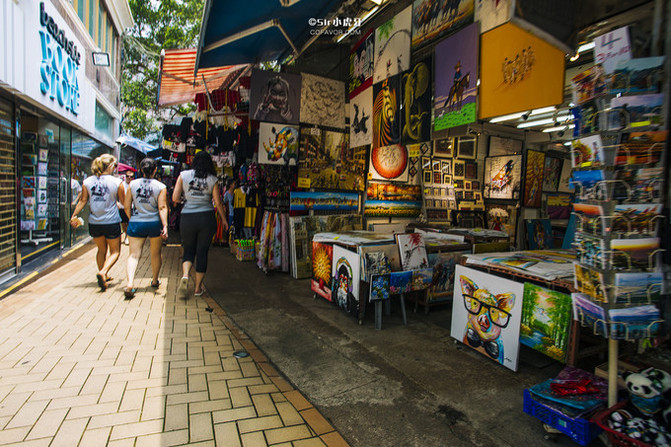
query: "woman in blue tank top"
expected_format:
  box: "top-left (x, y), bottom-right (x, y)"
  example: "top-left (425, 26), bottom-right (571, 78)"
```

top-left (172, 151), bottom-right (228, 297)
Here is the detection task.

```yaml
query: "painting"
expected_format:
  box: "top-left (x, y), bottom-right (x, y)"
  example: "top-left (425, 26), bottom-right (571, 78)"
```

top-left (453, 161), bottom-right (465, 178)
top-left (542, 157), bottom-right (562, 191)
top-left (613, 203), bottom-right (663, 234)
top-left (434, 23), bottom-right (479, 131)
top-left (523, 150), bottom-right (545, 208)
top-left (423, 171), bottom-right (432, 184)
top-left (479, 22), bottom-right (565, 120)
top-left (350, 87), bottom-right (373, 147)
top-left (290, 192), bottom-right (358, 214)
top-left (456, 137), bottom-right (476, 159)
top-left (373, 5), bottom-right (412, 83)
top-left (38, 148), bottom-right (48, 162)
top-left (485, 203), bottom-right (517, 240)
top-left (464, 161), bottom-right (477, 180)
top-left (433, 138), bottom-right (454, 157)
top-left (38, 176), bottom-right (47, 189)
top-left (412, 0), bottom-right (474, 48)
top-left (22, 176), bottom-right (35, 189)
top-left (332, 245), bottom-right (361, 316)
top-left (571, 134), bottom-right (604, 168)
top-left (37, 204), bottom-right (47, 217)
top-left (37, 189), bottom-right (47, 204)
top-left (365, 182), bottom-right (421, 217)
top-left (401, 56), bottom-right (433, 145)
top-left (611, 237), bottom-right (660, 270)
top-left (298, 127), bottom-right (366, 190)
top-left (546, 193), bottom-right (572, 220)
top-left (450, 265), bottom-right (524, 371)
top-left (520, 283), bottom-right (572, 363)
top-left (412, 268), bottom-right (433, 290)
top-left (608, 56), bottom-right (665, 95)
top-left (616, 130), bottom-right (667, 166)
top-left (370, 274), bottom-right (391, 301)
top-left (390, 271), bottom-right (413, 294)
top-left (474, 0), bottom-right (511, 33)
top-left (526, 219), bottom-right (553, 250)
top-left (38, 163), bottom-right (47, 176)
top-left (574, 264), bottom-right (607, 303)
top-left (257, 123), bottom-right (299, 165)
top-left (249, 69), bottom-right (301, 124)
top-left (488, 136), bottom-right (522, 156)
top-left (311, 242), bottom-right (333, 301)
top-left (614, 272), bottom-right (663, 304)
top-left (373, 74), bottom-right (401, 148)
top-left (396, 233), bottom-right (429, 270)
top-left (369, 144), bottom-right (409, 182)
top-left (428, 251), bottom-right (467, 301)
top-left (483, 155), bottom-right (522, 199)
top-left (570, 64), bottom-right (608, 105)
top-left (300, 73), bottom-right (346, 128)
top-left (349, 29), bottom-right (375, 99)
top-left (609, 93), bottom-right (664, 129)
top-left (557, 159), bottom-right (574, 193)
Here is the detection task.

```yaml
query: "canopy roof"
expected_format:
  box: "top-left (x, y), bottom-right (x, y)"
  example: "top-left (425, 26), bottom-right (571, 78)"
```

top-left (158, 48), bottom-right (248, 107)
top-left (116, 134), bottom-right (157, 154)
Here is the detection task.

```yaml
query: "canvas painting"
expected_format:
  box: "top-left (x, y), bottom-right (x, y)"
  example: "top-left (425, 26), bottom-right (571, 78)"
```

top-left (412, 0), bottom-right (474, 48)
top-left (373, 6), bottom-right (412, 83)
top-left (488, 136), bottom-right (522, 156)
top-left (526, 219), bottom-right (553, 250)
top-left (389, 271), bottom-right (412, 294)
top-left (451, 265), bottom-right (524, 371)
top-left (290, 192), bottom-right (358, 214)
top-left (370, 274), bottom-right (391, 301)
top-left (486, 203), bottom-right (517, 240)
top-left (249, 69), bottom-right (301, 124)
top-left (365, 182), bottom-right (421, 217)
top-left (433, 138), bottom-right (454, 157)
top-left (401, 56), bottom-right (433, 145)
top-left (520, 283), bottom-right (572, 363)
top-left (369, 144), bottom-right (409, 182)
top-left (349, 30), bottom-right (375, 99)
top-left (300, 73), bottom-right (346, 128)
top-left (350, 86), bottom-right (373, 147)
top-left (332, 245), bottom-right (361, 316)
top-left (546, 193), bottom-right (572, 220)
top-left (412, 268), bottom-right (433, 291)
top-left (523, 150), bottom-right (545, 208)
top-left (474, 0), bottom-right (511, 33)
top-left (479, 22), bottom-right (565, 119)
top-left (298, 127), bottom-right (365, 190)
top-left (311, 242), bottom-right (333, 301)
top-left (257, 123), bottom-right (299, 165)
top-left (542, 157), bottom-right (562, 191)
top-left (434, 23), bottom-right (479, 131)
top-left (571, 134), bottom-right (604, 168)
top-left (396, 233), bottom-right (429, 270)
top-left (428, 251), bottom-right (467, 301)
top-left (557, 159), bottom-right (574, 193)
top-left (483, 155), bottom-right (522, 199)
top-left (373, 74), bottom-right (401, 148)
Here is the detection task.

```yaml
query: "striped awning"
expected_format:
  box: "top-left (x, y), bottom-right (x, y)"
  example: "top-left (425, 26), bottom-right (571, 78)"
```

top-left (157, 48), bottom-right (249, 107)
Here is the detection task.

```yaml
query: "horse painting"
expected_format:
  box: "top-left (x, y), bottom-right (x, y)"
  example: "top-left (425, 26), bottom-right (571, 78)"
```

top-left (444, 72), bottom-right (470, 111)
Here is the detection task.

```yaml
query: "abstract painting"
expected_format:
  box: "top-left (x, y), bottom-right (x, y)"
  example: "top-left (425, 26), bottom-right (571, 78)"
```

top-left (483, 155), bottom-right (522, 199)
top-left (390, 271), bottom-right (413, 294)
top-left (542, 157), bottom-right (562, 191)
top-left (257, 123), bottom-right (299, 165)
top-left (396, 233), bottom-right (429, 270)
top-left (249, 69), bottom-right (301, 124)
top-left (373, 6), bottom-right (412, 83)
top-left (526, 219), bottom-right (553, 250)
top-left (349, 29), bottom-right (375, 99)
top-left (479, 22), bottom-right (565, 120)
top-left (434, 23), bottom-right (479, 131)
top-left (523, 150), bottom-right (545, 208)
top-left (520, 283), bottom-right (572, 363)
top-left (300, 73), bottom-right (346, 128)
top-left (451, 265), bottom-right (524, 371)
top-left (350, 86), bottom-right (373, 147)
top-left (412, 0), bottom-right (474, 48)
top-left (311, 242), bottom-right (333, 301)
top-left (332, 245), bottom-right (361, 316)
top-left (369, 144), bottom-right (409, 182)
top-left (373, 74), bottom-right (401, 148)
top-left (557, 159), bottom-right (574, 193)
top-left (401, 56), bottom-right (432, 145)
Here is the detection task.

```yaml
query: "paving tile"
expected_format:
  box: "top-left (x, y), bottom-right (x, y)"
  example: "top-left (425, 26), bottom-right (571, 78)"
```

top-left (237, 415), bottom-right (283, 434)
top-left (248, 384), bottom-right (279, 395)
top-left (190, 412), bottom-right (214, 443)
top-left (283, 391), bottom-right (312, 412)
top-left (134, 429), bottom-right (189, 447)
top-left (5, 399), bottom-right (49, 429)
top-left (98, 380), bottom-right (127, 403)
top-left (188, 373), bottom-right (208, 393)
top-left (212, 406), bottom-right (257, 424)
top-left (79, 427), bottom-right (112, 447)
top-left (275, 402), bottom-right (304, 427)
top-left (240, 430), bottom-right (268, 447)
top-left (251, 393), bottom-right (277, 417)
top-left (300, 408), bottom-right (334, 436)
top-left (164, 404), bottom-right (188, 431)
top-left (207, 381), bottom-right (230, 401)
top-left (189, 398), bottom-right (232, 414)
top-left (0, 426), bottom-right (31, 444)
top-left (0, 391), bottom-right (33, 417)
top-left (66, 401), bottom-right (120, 420)
top-left (213, 421), bottom-right (242, 447)
top-left (119, 388), bottom-right (146, 412)
top-left (293, 439), bottom-right (328, 447)
top-left (270, 377), bottom-right (294, 393)
top-left (320, 432), bottom-right (350, 447)
top-left (263, 425), bottom-right (313, 445)
top-left (110, 419), bottom-right (164, 441)
top-left (50, 417), bottom-right (88, 446)
top-left (88, 410), bottom-right (141, 429)
top-left (141, 395), bottom-right (166, 421)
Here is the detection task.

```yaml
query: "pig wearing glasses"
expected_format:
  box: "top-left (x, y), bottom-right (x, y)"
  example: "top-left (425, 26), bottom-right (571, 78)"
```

top-left (460, 275), bottom-right (516, 363)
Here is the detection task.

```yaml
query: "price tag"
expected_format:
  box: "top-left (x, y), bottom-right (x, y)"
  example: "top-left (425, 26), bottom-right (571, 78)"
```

top-left (297, 177), bottom-right (311, 188)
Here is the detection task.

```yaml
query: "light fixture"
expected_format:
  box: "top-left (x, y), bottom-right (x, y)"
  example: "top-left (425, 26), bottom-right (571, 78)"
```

top-left (521, 111), bottom-right (531, 121)
top-left (488, 106), bottom-right (556, 123)
top-left (337, 6), bottom-right (378, 42)
top-left (517, 114), bottom-right (571, 128)
top-left (370, 0), bottom-right (383, 4)
top-left (542, 124), bottom-right (575, 133)
top-left (577, 42), bottom-right (595, 53)
top-left (564, 141), bottom-right (572, 146)
top-left (92, 52), bottom-right (110, 66)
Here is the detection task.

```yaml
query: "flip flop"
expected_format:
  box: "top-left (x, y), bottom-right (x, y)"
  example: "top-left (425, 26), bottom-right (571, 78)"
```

top-left (194, 289), bottom-right (204, 297)
top-left (151, 280), bottom-right (161, 288)
top-left (178, 277), bottom-right (189, 295)
top-left (124, 288), bottom-right (137, 299)
top-left (96, 273), bottom-right (107, 291)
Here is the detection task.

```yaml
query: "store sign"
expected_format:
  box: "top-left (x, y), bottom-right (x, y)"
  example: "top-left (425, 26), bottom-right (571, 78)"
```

top-left (594, 26), bottom-right (632, 74)
top-left (38, 2), bottom-right (80, 115)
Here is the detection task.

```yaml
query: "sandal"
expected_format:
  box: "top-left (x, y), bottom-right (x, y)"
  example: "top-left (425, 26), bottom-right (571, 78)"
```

top-left (96, 273), bottom-right (107, 291)
top-left (194, 289), bottom-right (204, 297)
top-left (124, 288), bottom-right (137, 299)
top-left (178, 277), bottom-right (189, 295)
top-left (151, 280), bottom-right (161, 288)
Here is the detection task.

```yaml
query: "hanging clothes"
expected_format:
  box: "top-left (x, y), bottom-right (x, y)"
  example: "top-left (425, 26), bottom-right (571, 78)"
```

top-left (256, 210), bottom-right (289, 273)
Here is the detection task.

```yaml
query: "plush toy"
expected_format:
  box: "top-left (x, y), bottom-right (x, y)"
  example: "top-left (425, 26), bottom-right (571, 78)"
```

top-left (623, 367), bottom-right (671, 429)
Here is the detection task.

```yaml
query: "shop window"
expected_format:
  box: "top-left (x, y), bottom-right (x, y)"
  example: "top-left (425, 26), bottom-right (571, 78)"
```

top-left (0, 98), bottom-right (16, 275)
top-left (76, 0), bottom-right (85, 24)
top-left (95, 102), bottom-right (113, 140)
top-left (88, 0), bottom-right (95, 38)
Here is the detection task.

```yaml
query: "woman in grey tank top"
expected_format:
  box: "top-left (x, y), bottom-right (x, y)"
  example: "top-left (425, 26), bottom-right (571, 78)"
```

top-left (122, 158), bottom-right (168, 298)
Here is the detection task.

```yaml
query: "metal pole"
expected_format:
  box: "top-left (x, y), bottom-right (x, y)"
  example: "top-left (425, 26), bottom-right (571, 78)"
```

top-left (608, 338), bottom-right (619, 407)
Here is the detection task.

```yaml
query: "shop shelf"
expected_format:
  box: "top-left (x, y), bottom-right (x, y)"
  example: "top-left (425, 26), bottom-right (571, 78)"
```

top-left (523, 389), bottom-right (602, 446)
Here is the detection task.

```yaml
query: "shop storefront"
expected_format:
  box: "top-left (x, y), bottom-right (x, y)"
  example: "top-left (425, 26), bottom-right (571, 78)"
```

top-left (0, 0), bottom-right (131, 279)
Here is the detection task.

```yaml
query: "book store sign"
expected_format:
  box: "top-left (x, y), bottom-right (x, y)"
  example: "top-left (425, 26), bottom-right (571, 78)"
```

top-left (38, 2), bottom-right (81, 116)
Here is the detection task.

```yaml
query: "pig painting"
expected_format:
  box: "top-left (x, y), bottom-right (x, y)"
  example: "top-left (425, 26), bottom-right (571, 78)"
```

top-left (451, 265), bottom-right (523, 371)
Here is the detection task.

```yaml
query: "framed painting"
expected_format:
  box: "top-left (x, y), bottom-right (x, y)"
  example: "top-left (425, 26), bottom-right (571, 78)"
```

top-left (542, 156), bottom-right (563, 191)
top-left (332, 245), bottom-right (361, 316)
top-left (433, 138), bottom-right (454, 158)
top-left (456, 137), bottom-right (477, 159)
top-left (453, 161), bottom-right (465, 178)
top-left (441, 160), bottom-right (451, 174)
top-left (373, 6), bottom-right (412, 83)
top-left (422, 157), bottom-right (431, 170)
top-left (464, 161), bottom-right (477, 179)
top-left (523, 150), bottom-right (545, 208)
top-left (488, 136), bottom-right (523, 156)
top-left (250, 69), bottom-right (301, 124)
top-left (433, 171), bottom-right (442, 184)
top-left (483, 155), bottom-right (522, 200)
top-left (451, 265), bottom-right (524, 371)
top-left (423, 171), bottom-right (432, 184)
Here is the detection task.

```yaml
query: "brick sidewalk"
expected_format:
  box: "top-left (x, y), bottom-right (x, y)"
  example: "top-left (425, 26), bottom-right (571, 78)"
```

top-left (0, 243), bottom-right (348, 447)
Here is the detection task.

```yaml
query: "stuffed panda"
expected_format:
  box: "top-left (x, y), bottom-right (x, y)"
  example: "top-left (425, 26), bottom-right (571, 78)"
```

top-left (623, 367), bottom-right (671, 429)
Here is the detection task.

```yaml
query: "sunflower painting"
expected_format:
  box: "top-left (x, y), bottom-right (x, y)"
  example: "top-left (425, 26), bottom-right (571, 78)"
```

top-left (311, 242), bottom-right (333, 301)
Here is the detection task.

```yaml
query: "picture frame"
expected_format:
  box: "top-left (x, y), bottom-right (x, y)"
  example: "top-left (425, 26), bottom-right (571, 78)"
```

top-left (432, 160), bottom-right (441, 171)
top-left (456, 191), bottom-right (464, 200)
top-left (464, 191), bottom-right (474, 200)
top-left (425, 198), bottom-right (433, 207)
top-left (38, 149), bottom-right (48, 162)
top-left (471, 180), bottom-right (480, 190)
top-left (456, 137), bottom-right (477, 159)
top-left (488, 135), bottom-right (523, 156)
top-left (440, 188), bottom-right (446, 196)
top-left (441, 160), bottom-right (451, 174)
top-left (423, 171), bottom-right (432, 184)
top-left (433, 171), bottom-right (442, 184)
top-left (475, 193), bottom-right (481, 201)
top-left (448, 200), bottom-right (456, 208)
top-left (464, 161), bottom-right (477, 179)
top-left (421, 157), bottom-right (431, 170)
top-left (453, 161), bottom-right (465, 178)
top-left (454, 179), bottom-right (464, 189)
top-left (433, 137), bottom-right (454, 158)
top-left (443, 175), bottom-right (452, 185)
top-left (465, 182), bottom-right (471, 190)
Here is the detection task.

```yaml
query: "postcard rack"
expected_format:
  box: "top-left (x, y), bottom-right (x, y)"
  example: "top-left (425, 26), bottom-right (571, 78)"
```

top-left (574, 307), bottom-right (663, 341)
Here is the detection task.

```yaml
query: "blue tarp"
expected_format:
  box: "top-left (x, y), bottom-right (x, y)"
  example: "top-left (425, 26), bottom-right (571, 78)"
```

top-left (195, 0), bottom-right (342, 69)
top-left (116, 134), bottom-right (157, 154)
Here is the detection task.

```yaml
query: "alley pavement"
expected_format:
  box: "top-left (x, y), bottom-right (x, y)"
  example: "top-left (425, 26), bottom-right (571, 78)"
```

top-left (0, 242), bottom-right (348, 447)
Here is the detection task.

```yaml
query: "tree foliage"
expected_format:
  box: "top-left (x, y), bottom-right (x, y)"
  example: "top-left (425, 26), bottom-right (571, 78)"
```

top-left (121, 0), bottom-right (205, 140)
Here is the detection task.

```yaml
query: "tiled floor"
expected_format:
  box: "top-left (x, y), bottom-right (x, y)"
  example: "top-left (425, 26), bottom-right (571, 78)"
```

top-left (0, 243), bottom-right (349, 446)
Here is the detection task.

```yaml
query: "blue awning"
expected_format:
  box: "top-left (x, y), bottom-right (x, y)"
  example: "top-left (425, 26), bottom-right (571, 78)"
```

top-left (195, 0), bottom-right (343, 69)
top-left (116, 134), bottom-right (157, 155)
